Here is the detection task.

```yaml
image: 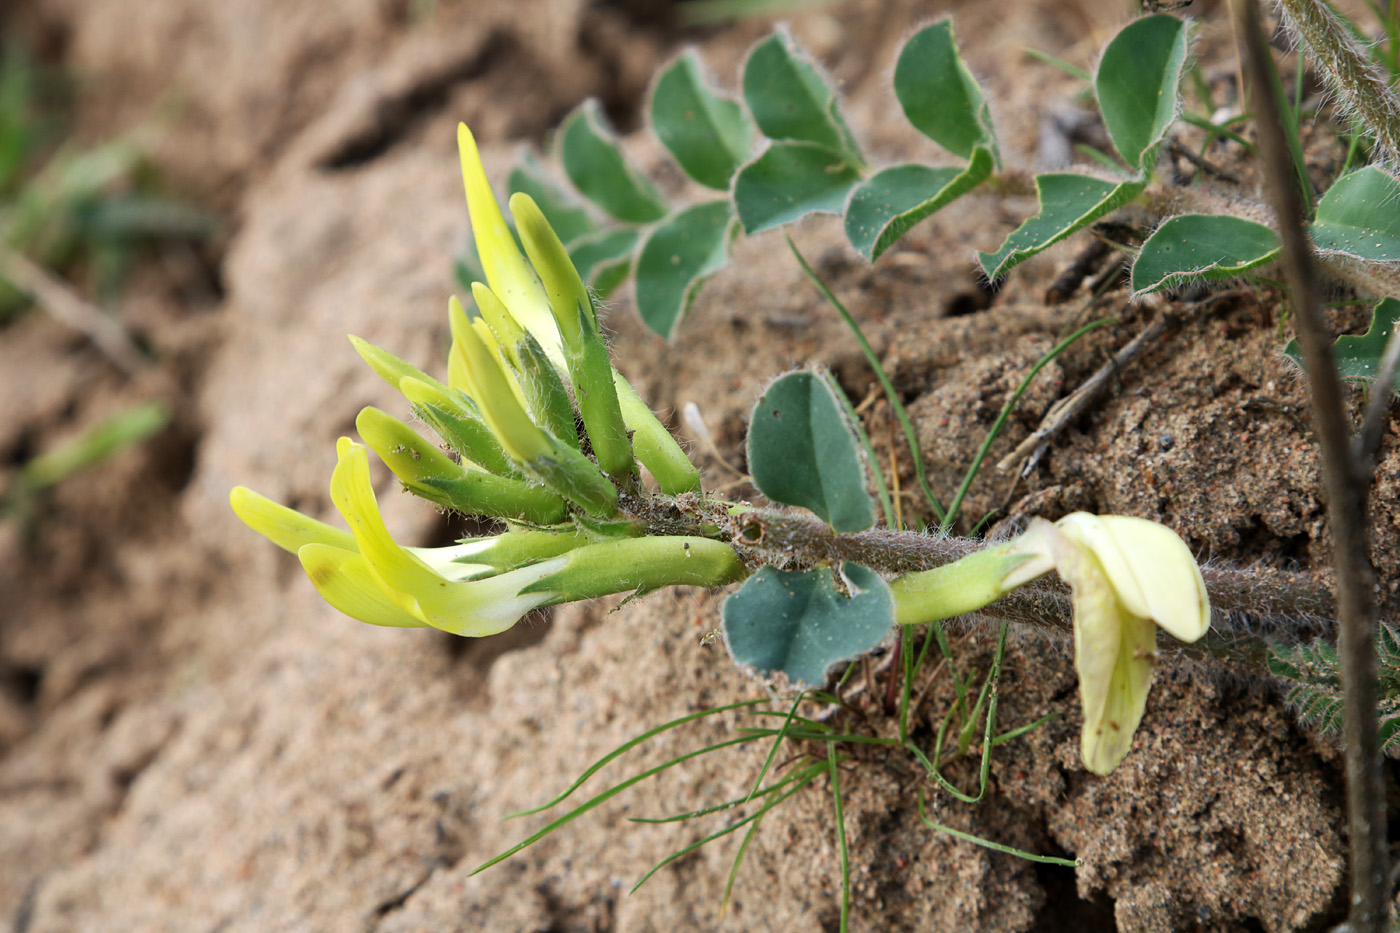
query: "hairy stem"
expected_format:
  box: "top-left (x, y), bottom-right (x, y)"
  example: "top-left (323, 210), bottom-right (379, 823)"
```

top-left (1274, 0), bottom-right (1400, 165)
top-left (721, 507), bottom-right (1335, 676)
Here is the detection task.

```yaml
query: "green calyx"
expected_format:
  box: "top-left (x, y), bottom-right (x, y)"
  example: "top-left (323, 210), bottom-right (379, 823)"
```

top-left (889, 542), bottom-right (1030, 625)
top-left (520, 535), bottom-right (746, 600)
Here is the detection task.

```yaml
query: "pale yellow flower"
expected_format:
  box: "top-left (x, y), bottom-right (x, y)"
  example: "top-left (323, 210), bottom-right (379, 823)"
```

top-left (231, 438), bottom-right (566, 636)
top-left (1009, 513), bottom-right (1209, 774)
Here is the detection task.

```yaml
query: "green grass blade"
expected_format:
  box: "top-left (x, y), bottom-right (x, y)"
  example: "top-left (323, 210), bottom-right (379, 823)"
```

top-left (629, 762), bottom-right (826, 892)
top-left (505, 699), bottom-right (767, 818)
top-left (475, 734), bottom-right (755, 875)
top-left (899, 624), bottom-right (938, 744)
top-left (1024, 48), bottom-right (1092, 83)
top-left (907, 622), bottom-right (1009, 803)
top-left (787, 235), bottom-right (947, 523)
top-left (941, 317), bottom-right (1112, 531)
top-left (828, 743), bottom-right (850, 933)
top-left (916, 790), bottom-right (1080, 867)
top-left (721, 817), bottom-right (764, 914)
top-left (740, 709), bottom-right (833, 730)
top-left (1179, 112), bottom-right (1257, 152)
top-left (992, 710), bottom-right (1059, 748)
top-left (747, 692), bottom-right (807, 802)
top-left (739, 727), bottom-right (900, 746)
top-left (631, 761), bottom-right (821, 824)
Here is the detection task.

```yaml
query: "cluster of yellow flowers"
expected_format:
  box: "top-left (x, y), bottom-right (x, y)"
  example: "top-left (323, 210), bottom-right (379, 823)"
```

top-left (231, 124), bottom-right (1210, 775)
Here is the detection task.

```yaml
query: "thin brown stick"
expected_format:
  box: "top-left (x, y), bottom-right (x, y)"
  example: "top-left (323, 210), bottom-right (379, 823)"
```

top-left (997, 309), bottom-right (1173, 473)
top-left (1232, 2), bottom-right (1389, 929)
top-left (0, 245), bottom-right (147, 376)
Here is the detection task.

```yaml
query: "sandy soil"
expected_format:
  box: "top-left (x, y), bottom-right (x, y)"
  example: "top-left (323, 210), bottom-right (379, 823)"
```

top-left (1, 0), bottom-right (1394, 930)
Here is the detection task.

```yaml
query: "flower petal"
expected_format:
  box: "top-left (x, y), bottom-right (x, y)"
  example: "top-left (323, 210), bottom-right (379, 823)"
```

top-left (999, 517), bottom-right (1058, 590)
top-left (230, 485), bottom-right (357, 555)
top-left (457, 123), bottom-right (562, 355)
top-left (1057, 513), bottom-right (1209, 643)
top-left (1046, 523), bottom-right (1157, 775)
top-left (419, 559), bottom-right (565, 637)
top-left (329, 438), bottom-right (447, 605)
top-left (451, 313), bottom-right (552, 463)
top-left (298, 543), bottom-right (428, 628)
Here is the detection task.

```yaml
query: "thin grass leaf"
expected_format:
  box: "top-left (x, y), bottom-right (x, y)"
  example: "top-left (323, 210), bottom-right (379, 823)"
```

top-left (900, 624), bottom-right (937, 744)
top-left (941, 318), bottom-right (1113, 531)
top-left (505, 699), bottom-right (767, 818)
top-left (721, 817), bottom-right (764, 915)
top-left (630, 758), bottom-right (820, 823)
top-left (739, 728), bottom-right (900, 746)
top-left (739, 709), bottom-right (834, 730)
top-left (906, 622), bottom-right (1009, 803)
top-left (828, 743), bottom-right (850, 933)
top-left (629, 762), bottom-right (826, 892)
top-left (1024, 48), bottom-right (1092, 83)
top-left (747, 692), bottom-right (807, 803)
top-left (916, 790), bottom-right (1080, 866)
top-left (991, 710), bottom-right (1059, 748)
top-left (1074, 143), bottom-right (1128, 173)
top-left (475, 734), bottom-right (756, 875)
top-left (1179, 112), bottom-right (1257, 152)
top-left (787, 235), bottom-right (947, 523)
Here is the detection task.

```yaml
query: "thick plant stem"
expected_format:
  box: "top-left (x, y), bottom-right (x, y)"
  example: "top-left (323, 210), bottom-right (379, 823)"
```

top-left (1233, 2), bottom-right (1390, 929)
top-left (724, 508), bottom-right (1335, 674)
top-left (1274, 0), bottom-right (1400, 165)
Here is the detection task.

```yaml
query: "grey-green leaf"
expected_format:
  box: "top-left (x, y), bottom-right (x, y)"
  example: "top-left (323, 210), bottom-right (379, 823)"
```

top-left (1131, 214), bottom-right (1280, 294)
top-left (1096, 13), bottom-right (1189, 170)
top-left (732, 141), bottom-right (862, 234)
top-left (747, 370), bottom-right (875, 532)
top-left (568, 227), bottom-right (638, 297)
top-left (978, 172), bottom-right (1144, 280)
top-left (650, 51), bottom-right (753, 190)
top-left (845, 148), bottom-right (994, 261)
top-left (742, 29), bottom-right (862, 164)
top-left (722, 563), bottom-right (894, 687)
top-left (509, 154), bottom-right (595, 245)
top-left (1284, 297), bottom-right (1400, 389)
top-left (634, 200), bottom-right (734, 339)
top-left (1309, 166), bottom-right (1400, 263)
top-left (559, 99), bottom-right (668, 224)
top-left (893, 20), bottom-right (997, 162)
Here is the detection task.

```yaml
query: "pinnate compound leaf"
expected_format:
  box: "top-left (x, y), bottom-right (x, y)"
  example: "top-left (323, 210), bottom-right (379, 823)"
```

top-left (508, 154), bottom-right (594, 245)
top-left (1284, 297), bottom-right (1400, 390)
top-left (978, 173), bottom-right (1144, 280)
top-left (733, 141), bottom-right (862, 234)
top-left (723, 563), bottom-right (894, 687)
top-left (1131, 214), bottom-right (1280, 294)
top-left (1269, 624), bottom-right (1400, 755)
top-left (845, 148), bottom-right (994, 261)
top-left (893, 20), bottom-right (997, 162)
top-left (742, 29), bottom-right (862, 164)
top-left (568, 227), bottom-right (638, 297)
top-left (1309, 166), bottom-right (1400, 263)
top-left (650, 52), bottom-right (753, 190)
top-left (747, 370), bottom-right (875, 532)
top-left (1096, 13), bottom-right (1189, 169)
top-left (559, 99), bottom-right (668, 224)
top-left (635, 200), bottom-right (734, 339)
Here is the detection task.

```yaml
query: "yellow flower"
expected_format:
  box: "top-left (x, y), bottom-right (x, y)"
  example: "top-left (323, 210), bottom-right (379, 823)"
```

top-left (231, 438), bottom-right (567, 636)
top-left (1009, 513), bottom-right (1210, 774)
top-left (457, 123), bottom-right (564, 364)
top-left (456, 121), bottom-right (701, 494)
